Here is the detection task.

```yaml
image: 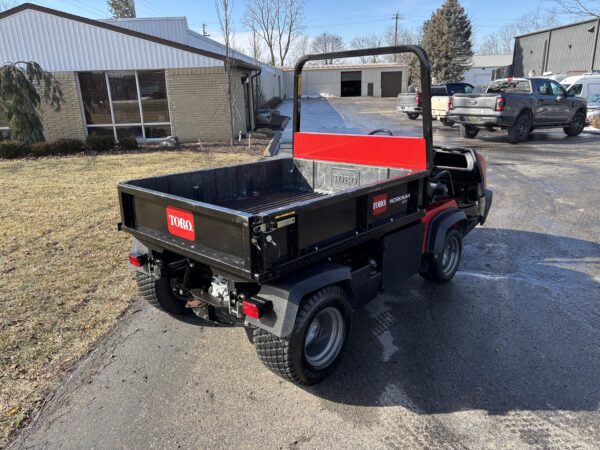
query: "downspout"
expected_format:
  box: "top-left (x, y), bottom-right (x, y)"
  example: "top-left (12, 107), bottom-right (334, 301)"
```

top-left (250, 69), bottom-right (262, 130)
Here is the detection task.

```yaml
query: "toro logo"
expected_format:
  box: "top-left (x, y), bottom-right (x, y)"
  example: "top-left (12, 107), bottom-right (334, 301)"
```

top-left (166, 206), bottom-right (195, 241)
top-left (372, 194), bottom-right (388, 215)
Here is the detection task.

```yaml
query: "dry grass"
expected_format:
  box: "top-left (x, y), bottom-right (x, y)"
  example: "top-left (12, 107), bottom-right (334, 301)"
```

top-left (590, 115), bottom-right (600, 130)
top-left (0, 147), bottom-right (260, 446)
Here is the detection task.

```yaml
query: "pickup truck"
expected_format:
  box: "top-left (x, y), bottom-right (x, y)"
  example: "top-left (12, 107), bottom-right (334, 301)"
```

top-left (448, 77), bottom-right (587, 144)
top-left (397, 82), bottom-right (474, 123)
top-left (118, 46), bottom-right (493, 386)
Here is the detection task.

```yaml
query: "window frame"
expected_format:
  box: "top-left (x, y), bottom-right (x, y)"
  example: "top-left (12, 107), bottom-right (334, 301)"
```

top-left (78, 70), bottom-right (172, 142)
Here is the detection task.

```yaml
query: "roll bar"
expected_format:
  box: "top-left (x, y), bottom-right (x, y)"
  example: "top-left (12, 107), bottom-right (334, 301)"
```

top-left (293, 45), bottom-right (433, 170)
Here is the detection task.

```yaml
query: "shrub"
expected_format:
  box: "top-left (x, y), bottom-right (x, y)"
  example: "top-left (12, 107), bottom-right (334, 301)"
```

top-left (0, 141), bottom-right (30, 159)
top-left (591, 115), bottom-right (600, 130)
top-left (86, 134), bottom-right (115, 152)
top-left (30, 142), bottom-right (56, 156)
top-left (29, 139), bottom-right (84, 157)
top-left (118, 136), bottom-right (139, 150)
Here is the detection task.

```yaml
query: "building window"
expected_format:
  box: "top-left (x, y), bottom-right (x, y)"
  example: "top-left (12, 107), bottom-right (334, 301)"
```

top-left (78, 70), bottom-right (172, 141)
top-left (0, 109), bottom-right (11, 141)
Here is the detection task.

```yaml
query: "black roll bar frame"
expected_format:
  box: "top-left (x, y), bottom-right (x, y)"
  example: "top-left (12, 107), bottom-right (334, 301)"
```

top-left (292, 45), bottom-right (433, 170)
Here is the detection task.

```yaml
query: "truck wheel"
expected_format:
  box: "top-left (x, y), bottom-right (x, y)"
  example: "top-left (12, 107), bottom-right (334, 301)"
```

top-left (441, 119), bottom-right (454, 127)
top-left (135, 272), bottom-right (190, 315)
top-left (244, 326), bottom-right (255, 344)
top-left (459, 124), bottom-right (479, 139)
top-left (507, 112), bottom-right (531, 144)
top-left (406, 113), bottom-right (419, 120)
top-left (420, 229), bottom-right (463, 283)
top-left (563, 111), bottom-right (586, 137)
top-left (253, 285), bottom-right (352, 385)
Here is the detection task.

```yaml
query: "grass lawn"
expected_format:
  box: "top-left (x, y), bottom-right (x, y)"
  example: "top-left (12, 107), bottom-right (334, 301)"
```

top-left (0, 148), bottom-right (259, 446)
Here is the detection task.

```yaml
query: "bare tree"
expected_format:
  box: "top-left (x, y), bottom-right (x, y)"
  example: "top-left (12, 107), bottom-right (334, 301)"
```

top-left (477, 9), bottom-right (561, 55)
top-left (351, 34), bottom-right (385, 63)
top-left (244, 0), bottom-right (305, 67)
top-left (310, 33), bottom-right (345, 64)
top-left (288, 34), bottom-right (310, 65)
top-left (248, 29), bottom-right (264, 63)
top-left (216, 0), bottom-right (235, 146)
top-left (552, 0), bottom-right (600, 18)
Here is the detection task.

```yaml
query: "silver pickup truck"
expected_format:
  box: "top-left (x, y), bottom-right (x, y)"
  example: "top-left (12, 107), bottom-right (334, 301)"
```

top-left (397, 82), bottom-right (473, 122)
top-left (448, 78), bottom-right (587, 144)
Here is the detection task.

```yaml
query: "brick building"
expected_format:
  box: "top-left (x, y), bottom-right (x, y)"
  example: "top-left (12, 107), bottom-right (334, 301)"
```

top-left (0, 3), bottom-right (283, 143)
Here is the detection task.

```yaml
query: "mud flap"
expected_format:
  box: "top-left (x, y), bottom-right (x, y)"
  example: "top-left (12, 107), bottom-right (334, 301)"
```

top-left (381, 223), bottom-right (424, 295)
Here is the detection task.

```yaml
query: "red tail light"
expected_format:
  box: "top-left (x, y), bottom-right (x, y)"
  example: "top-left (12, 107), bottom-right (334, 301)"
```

top-left (448, 97), bottom-right (453, 110)
top-left (475, 152), bottom-right (487, 190)
top-left (495, 96), bottom-right (506, 112)
top-left (242, 299), bottom-right (272, 319)
top-left (415, 93), bottom-right (422, 107)
top-left (128, 252), bottom-right (147, 267)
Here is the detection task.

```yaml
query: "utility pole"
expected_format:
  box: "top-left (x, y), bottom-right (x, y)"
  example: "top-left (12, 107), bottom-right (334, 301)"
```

top-left (202, 23), bottom-right (210, 36)
top-left (393, 11), bottom-right (399, 62)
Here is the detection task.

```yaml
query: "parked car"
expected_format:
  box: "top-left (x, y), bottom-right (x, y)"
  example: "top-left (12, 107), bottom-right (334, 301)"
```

top-left (587, 93), bottom-right (600, 124)
top-left (397, 82), bottom-right (474, 122)
top-left (448, 77), bottom-right (587, 144)
top-left (118, 46), bottom-right (493, 386)
top-left (561, 73), bottom-right (600, 99)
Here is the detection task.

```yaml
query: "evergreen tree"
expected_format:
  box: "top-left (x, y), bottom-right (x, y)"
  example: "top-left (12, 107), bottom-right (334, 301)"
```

top-left (107, 0), bottom-right (136, 18)
top-left (0, 62), bottom-right (63, 144)
top-left (421, 0), bottom-right (473, 82)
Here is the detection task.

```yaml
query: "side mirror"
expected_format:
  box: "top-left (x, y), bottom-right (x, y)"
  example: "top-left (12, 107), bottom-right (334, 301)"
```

top-left (555, 95), bottom-right (565, 102)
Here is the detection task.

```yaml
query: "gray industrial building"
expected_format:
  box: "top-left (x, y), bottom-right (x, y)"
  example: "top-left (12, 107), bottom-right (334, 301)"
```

top-left (513, 18), bottom-right (600, 77)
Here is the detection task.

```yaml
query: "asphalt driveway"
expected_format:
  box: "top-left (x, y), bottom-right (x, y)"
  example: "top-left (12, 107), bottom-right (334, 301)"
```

top-left (10, 98), bottom-right (600, 449)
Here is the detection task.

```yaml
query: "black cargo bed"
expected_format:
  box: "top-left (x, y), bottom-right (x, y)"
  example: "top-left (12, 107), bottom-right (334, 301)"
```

top-left (219, 188), bottom-right (326, 214)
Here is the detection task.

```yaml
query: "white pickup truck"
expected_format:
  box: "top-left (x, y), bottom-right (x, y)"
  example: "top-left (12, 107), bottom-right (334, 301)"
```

top-left (398, 82), bottom-right (474, 125)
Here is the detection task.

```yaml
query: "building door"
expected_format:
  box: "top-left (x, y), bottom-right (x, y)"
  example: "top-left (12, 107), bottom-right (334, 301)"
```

top-left (341, 71), bottom-right (362, 97)
top-left (367, 83), bottom-right (374, 96)
top-left (381, 71), bottom-right (403, 97)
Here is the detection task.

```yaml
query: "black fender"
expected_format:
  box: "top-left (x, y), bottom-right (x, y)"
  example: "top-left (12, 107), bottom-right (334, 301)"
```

top-left (426, 209), bottom-right (467, 255)
top-left (246, 262), bottom-right (352, 338)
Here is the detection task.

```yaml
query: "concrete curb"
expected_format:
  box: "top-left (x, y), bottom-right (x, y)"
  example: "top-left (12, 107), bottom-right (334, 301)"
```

top-left (583, 127), bottom-right (600, 135)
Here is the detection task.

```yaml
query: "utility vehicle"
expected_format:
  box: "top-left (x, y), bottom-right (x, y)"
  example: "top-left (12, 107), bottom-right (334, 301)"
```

top-left (117, 46), bottom-right (493, 385)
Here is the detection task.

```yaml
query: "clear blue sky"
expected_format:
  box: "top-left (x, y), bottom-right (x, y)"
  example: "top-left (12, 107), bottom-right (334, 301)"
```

top-left (23, 0), bottom-right (557, 46)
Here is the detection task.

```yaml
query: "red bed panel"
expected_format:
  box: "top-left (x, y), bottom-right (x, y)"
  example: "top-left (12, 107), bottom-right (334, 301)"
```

top-left (294, 132), bottom-right (427, 171)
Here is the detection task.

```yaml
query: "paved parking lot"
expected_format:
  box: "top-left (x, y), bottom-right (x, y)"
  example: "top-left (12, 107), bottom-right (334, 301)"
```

top-left (11, 98), bottom-right (600, 449)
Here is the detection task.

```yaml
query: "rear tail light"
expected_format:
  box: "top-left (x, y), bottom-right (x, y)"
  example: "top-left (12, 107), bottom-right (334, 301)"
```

top-left (448, 97), bottom-right (453, 110)
top-left (415, 93), bottom-right (422, 107)
top-left (475, 152), bottom-right (487, 190)
top-left (128, 252), bottom-right (147, 267)
top-left (495, 96), bottom-right (506, 112)
top-left (242, 298), bottom-right (272, 319)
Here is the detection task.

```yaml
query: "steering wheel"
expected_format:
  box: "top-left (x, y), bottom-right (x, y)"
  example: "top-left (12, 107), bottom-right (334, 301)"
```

top-left (368, 129), bottom-right (394, 136)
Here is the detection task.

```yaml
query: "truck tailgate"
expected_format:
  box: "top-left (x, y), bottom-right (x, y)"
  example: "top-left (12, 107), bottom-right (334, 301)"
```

top-left (451, 94), bottom-right (499, 115)
top-left (431, 96), bottom-right (449, 116)
top-left (397, 93), bottom-right (418, 108)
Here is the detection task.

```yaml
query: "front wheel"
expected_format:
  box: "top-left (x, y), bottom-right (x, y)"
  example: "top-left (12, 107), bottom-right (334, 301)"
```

top-left (460, 124), bottom-right (479, 139)
top-left (420, 229), bottom-right (463, 283)
top-left (563, 111), bottom-right (586, 137)
top-left (406, 112), bottom-right (420, 120)
top-left (253, 285), bottom-right (352, 385)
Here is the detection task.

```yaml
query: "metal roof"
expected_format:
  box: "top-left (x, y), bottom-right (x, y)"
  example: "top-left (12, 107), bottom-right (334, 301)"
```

top-left (281, 63), bottom-right (408, 71)
top-left (514, 18), bottom-right (598, 39)
top-left (0, 3), bottom-right (258, 71)
top-left (472, 54), bottom-right (513, 68)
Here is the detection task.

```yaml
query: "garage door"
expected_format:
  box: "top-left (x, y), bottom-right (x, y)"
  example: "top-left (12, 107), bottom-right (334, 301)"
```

top-left (381, 71), bottom-right (403, 97)
top-left (341, 71), bottom-right (362, 97)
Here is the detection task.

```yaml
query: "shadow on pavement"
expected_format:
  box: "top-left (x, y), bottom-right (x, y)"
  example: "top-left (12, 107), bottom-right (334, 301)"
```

top-left (306, 228), bottom-right (600, 415)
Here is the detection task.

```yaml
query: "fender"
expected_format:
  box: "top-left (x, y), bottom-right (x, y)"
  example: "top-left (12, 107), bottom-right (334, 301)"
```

top-left (246, 262), bottom-right (352, 338)
top-left (426, 209), bottom-right (467, 255)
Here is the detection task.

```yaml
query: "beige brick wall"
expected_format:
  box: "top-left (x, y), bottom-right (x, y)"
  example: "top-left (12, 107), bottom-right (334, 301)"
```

top-left (40, 72), bottom-right (87, 142)
top-left (166, 67), bottom-right (250, 142)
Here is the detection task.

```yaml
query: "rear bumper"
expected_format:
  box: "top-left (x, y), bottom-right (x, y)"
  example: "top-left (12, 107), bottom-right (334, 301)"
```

top-left (480, 189), bottom-right (493, 225)
top-left (447, 113), bottom-right (511, 128)
top-left (398, 106), bottom-right (422, 114)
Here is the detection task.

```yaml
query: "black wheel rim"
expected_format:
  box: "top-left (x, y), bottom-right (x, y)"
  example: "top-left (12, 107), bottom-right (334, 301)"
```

top-left (573, 115), bottom-right (584, 132)
top-left (441, 235), bottom-right (460, 276)
top-left (517, 118), bottom-right (529, 137)
top-left (304, 307), bottom-right (345, 369)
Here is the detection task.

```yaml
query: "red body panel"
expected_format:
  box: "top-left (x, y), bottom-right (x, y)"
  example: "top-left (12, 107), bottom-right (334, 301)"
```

top-left (421, 200), bottom-right (458, 253)
top-left (294, 132), bottom-right (427, 171)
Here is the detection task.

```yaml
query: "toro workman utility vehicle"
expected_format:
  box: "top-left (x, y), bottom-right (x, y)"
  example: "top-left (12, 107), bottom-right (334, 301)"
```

top-left (117, 46), bottom-right (493, 385)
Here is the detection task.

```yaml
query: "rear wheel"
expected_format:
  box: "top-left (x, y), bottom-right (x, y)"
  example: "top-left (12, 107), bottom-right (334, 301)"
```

top-left (507, 112), bottom-right (531, 144)
top-left (420, 229), bottom-right (463, 283)
top-left (406, 112), bottom-right (419, 120)
top-left (253, 285), bottom-right (352, 385)
top-left (563, 111), bottom-right (586, 137)
top-left (136, 272), bottom-right (190, 315)
top-left (460, 124), bottom-right (479, 139)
